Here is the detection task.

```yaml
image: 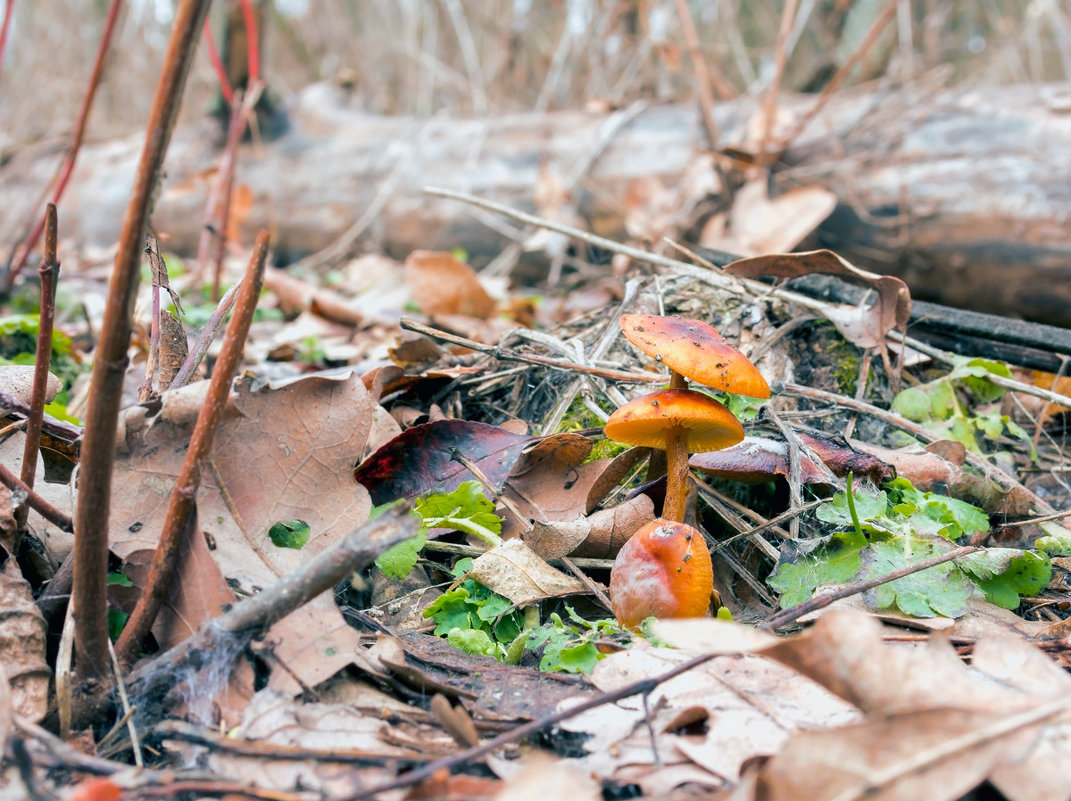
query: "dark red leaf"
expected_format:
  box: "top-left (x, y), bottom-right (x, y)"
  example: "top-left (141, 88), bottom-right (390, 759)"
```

top-left (354, 419), bottom-right (533, 504)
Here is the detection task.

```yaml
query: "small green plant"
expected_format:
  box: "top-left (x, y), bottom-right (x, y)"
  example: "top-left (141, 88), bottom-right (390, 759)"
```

top-left (424, 561), bottom-right (625, 673)
top-left (891, 358), bottom-right (1035, 459)
top-left (374, 481), bottom-right (503, 579)
top-left (768, 476), bottom-right (1050, 616)
top-left (424, 558), bottom-right (526, 660)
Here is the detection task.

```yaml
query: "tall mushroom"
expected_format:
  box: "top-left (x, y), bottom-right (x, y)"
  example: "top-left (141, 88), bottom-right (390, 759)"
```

top-left (604, 388), bottom-right (744, 522)
top-left (607, 314), bottom-right (769, 522)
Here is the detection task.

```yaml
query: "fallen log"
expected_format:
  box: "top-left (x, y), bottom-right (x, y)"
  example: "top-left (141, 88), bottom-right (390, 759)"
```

top-left (2, 81), bottom-right (1071, 324)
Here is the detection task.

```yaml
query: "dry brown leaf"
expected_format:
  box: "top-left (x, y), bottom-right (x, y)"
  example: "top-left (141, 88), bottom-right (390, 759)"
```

top-left (467, 539), bottom-right (586, 605)
top-left (157, 308), bottom-right (189, 392)
top-left (404, 250), bottom-right (496, 319)
top-left (561, 641), bottom-right (858, 792)
top-left (198, 688), bottom-right (448, 795)
top-left (746, 707), bottom-right (1030, 801)
top-left (0, 559), bottom-right (49, 722)
top-left (109, 371), bottom-right (375, 695)
top-left (724, 249), bottom-right (911, 349)
top-left (700, 180), bottom-right (836, 255)
top-left (570, 494), bottom-right (655, 559)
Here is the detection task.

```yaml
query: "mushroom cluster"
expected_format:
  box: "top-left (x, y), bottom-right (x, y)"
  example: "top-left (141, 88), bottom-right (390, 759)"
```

top-left (604, 313), bottom-right (769, 627)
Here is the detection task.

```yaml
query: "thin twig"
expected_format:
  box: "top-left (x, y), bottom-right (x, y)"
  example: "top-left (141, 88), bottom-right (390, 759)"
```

top-left (171, 279), bottom-right (242, 389)
top-left (116, 231), bottom-right (269, 667)
top-left (779, 381), bottom-right (1056, 514)
top-left (401, 316), bottom-right (657, 383)
top-left (16, 204), bottom-right (57, 539)
top-left (761, 544), bottom-right (980, 630)
top-left (0, 462), bottom-right (72, 532)
top-left (890, 329), bottom-right (1071, 411)
top-left (775, 0), bottom-right (899, 150)
top-left (3, 0), bottom-right (122, 290)
top-left (758, 0), bottom-right (799, 162)
top-left (73, 0), bottom-right (215, 686)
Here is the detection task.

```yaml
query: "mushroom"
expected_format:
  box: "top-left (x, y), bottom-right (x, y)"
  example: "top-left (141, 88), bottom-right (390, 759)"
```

top-left (609, 517), bottom-right (713, 628)
top-left (604, 388), bottom-right (744, 522)
top-left (619, 313), bottom-right (770, 398)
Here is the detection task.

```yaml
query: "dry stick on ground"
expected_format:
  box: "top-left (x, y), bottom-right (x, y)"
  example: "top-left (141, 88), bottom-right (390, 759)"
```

top-left (760, 544), bottom-right (981, 631)
top-left (115, 231), bottom-right (269, 667)
top-left (336, 649), bottom-right (722, 801)
top-left (2, 0), bottom-right (122, 290)
top-left (15, 203), bottom-right (57, 540)
top-left (72, 0), bottom-right (214, 687)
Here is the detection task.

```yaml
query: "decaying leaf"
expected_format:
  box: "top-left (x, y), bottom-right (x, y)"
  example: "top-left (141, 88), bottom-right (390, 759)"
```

top-left (110, 370), bottom-right (376, 695)
top-left (468, 539), bottom-right (587, 605)
top-left (725, 249), bottom-right (911, 350)
top-left (0, 559), bottom-right (49, 722)
top-left (700, 179), bottom-right (836, 256)
top-left (560, 640), bottom-right (858, 794)
top-left (355, 419), bottom-right (533, 505)
top-left (404, 250), bottom-right (496, 320)
top-left (657, 610), bottom-right (1071, 801)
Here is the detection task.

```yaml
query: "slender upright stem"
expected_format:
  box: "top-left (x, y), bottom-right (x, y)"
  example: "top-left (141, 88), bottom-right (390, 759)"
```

top-left (3, 0), bottom-right (123, 290)
top-left (115, 232), bottom-right (269, 667)
top-left (16, 204), bottom-right (57, 539)
top-left (662, 424), bottom-right (690, 523)
top-left (73, 0), bottom-right (214, 686)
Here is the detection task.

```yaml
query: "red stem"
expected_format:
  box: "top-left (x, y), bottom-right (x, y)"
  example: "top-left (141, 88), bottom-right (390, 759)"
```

top-left (0, 0), bottom-right (15, 85)
top-left (240, 0), bottom-right (259, 83)
top-left (3, 0), bottom-right (122, 291)
top-left (202, 19), bottom-right (233, 105)
top-left (115, 231), bottom-right (269, 667)
top-left (73, 0), bottom-right (214, 687)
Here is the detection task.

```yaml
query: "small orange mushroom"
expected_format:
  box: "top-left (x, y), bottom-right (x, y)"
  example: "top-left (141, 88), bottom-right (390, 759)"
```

top-left (609, 517), bottom-right (714, 628)
top-left (619, 313), bottom-right (770, 398)
top-left (604, 388), bottom-right (743, 522)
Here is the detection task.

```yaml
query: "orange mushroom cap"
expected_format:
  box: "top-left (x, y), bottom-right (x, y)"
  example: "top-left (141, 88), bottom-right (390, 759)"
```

top-left (604, 388), bottom-right (745, 452)
top-left (620, 313), bottom-right (770, 399)
top-left (610, 517), bottom-right (714, 628)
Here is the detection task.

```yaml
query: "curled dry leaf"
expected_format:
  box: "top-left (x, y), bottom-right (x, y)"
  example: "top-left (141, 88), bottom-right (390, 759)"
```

top-left (0, 559), bottom-right (49, 722)
top-left (724, 249), bottom-right (911, 349)
top-left (404, 250), bottom-right (496, 320)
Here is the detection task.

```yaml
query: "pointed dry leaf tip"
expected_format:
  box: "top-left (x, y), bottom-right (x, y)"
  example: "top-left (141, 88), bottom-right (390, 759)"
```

top-left (610, 518), bottom-right (713, 628)
top-left (619, 313), bottom-right (770, 399)
top-left (603, 389), bottom-right (744, 452)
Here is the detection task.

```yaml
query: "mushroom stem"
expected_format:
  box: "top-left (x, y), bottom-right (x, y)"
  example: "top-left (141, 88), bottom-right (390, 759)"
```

top-left (669, 370), bottom-right (687, 390)
top-left (663, 423), bottom-right (690, 522)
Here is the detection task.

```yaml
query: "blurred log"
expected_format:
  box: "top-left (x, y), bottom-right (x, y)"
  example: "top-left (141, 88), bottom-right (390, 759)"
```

top-left (2, 81), bottom-right (1071, 324)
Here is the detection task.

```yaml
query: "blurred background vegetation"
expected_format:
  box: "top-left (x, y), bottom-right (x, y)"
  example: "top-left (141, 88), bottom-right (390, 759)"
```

top-left (3, 0), bottom-right (1070, 147)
